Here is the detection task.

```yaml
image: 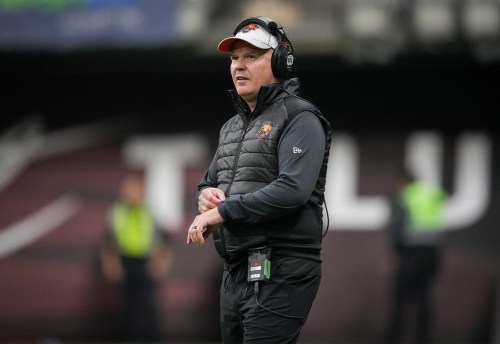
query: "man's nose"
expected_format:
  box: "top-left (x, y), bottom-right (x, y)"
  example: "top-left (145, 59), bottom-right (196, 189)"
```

top-left (233, 59), bottom-right (246, 69)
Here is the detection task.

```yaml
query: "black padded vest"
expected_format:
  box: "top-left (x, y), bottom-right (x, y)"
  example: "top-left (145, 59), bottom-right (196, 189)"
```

top-left (213, 78), bottom-right (332, 266)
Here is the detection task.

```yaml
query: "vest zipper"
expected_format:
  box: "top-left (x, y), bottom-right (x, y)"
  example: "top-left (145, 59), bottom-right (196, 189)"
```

top-left (221, 91), bottom-right (263, 258)
top-left (225, 112), bottom-right (253, 196)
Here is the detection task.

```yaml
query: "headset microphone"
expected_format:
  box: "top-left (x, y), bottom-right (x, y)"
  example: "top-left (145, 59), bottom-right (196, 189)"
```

top-left (268, 21), bottom-right (278, 33)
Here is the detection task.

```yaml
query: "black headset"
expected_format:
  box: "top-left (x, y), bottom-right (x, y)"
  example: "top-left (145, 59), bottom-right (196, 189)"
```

top-left (233, 16), bottom-right (297, 79)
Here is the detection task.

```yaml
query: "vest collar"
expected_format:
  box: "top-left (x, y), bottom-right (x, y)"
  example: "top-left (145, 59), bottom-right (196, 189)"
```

top-left (228, 78), bottom-right (302, 118)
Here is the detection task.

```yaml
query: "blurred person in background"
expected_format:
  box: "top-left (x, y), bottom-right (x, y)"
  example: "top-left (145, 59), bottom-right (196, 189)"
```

top-left (99, 173), bottom-right (173, 343)
top-left (186, 16), bottom-right (332, 344)
top-left (384, 168), bottom-right (447, 344)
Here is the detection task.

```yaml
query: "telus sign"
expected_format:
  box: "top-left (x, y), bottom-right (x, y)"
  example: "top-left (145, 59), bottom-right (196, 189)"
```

top-left (124, 131), bottom-right (492, 232)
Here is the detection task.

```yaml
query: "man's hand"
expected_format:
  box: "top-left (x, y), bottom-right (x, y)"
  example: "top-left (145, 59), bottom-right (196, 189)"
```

top-left (198, 187), bottom-right (225, 213)
top-left (187, 207), bottom-right (224, 246)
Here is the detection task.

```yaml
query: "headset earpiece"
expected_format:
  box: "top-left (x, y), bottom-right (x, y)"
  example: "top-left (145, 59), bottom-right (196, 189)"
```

top-left (233, 17), bottom-right (297, 79)
top-left (268, 21), bottom-right (297, 79)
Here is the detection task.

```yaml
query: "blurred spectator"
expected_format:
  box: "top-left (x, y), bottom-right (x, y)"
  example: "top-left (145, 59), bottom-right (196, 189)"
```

top-left (384, 168), bottom-right (447, 344)
top-left (99, 173), bottom-right (173, 343)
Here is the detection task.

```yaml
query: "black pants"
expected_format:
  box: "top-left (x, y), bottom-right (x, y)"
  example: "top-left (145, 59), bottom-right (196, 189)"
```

top-left (120, 256), bottom-right (161, 342)
top-left (387, 247), bottom-right (441, 344)
top-left (220, 255), bottom-right (321, 344)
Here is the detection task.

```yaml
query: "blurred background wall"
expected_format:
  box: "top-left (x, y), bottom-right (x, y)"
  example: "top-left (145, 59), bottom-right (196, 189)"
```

top-left (0, 0), bottom-right (499, 343)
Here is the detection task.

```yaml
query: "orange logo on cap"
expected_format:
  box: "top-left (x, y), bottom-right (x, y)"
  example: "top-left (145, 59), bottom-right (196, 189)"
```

top-left (243, 23), bottom-right (260, 33)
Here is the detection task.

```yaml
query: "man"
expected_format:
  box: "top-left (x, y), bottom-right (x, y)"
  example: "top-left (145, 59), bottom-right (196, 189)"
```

top-left (186, 16), bottom-right (332, 343)
top-left (100, 173), bottom-right (173, 342)
top-left (386, 168), bottom-right (447, 344)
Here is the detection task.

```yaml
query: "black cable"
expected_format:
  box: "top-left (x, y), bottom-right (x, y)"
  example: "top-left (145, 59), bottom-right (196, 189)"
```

top-left (253, 282), bottom-right (306, 320)
top-left (322, 200), bottom-right (330, 238)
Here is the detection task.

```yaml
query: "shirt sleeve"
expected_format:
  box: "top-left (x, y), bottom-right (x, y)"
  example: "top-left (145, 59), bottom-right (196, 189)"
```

top-left (218, 111), bottom-right (326, 223)
top-left (196, 153), bottom-right (219, 209)
top-left (198, 153), bottom-right (219, 191)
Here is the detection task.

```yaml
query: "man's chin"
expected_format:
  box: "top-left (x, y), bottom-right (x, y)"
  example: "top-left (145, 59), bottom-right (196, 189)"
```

top-left (236, 89), bottom-right (253, 99)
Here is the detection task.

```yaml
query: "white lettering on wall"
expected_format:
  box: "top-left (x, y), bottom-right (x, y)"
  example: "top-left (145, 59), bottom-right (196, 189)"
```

top-left (326, 133), bottom-right (390, 230)
top-left (125, 131), bottom-right (492, 232)
top-left (443, 133), bottom-right (492, 229)
top-left (326, 131), bottom-right (491, 231)
top-left (123, 134), bottom-right (208, 231)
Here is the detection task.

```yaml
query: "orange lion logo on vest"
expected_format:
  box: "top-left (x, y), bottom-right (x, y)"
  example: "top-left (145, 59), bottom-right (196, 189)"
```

top-left (257, 122), bottom-right (273, 139)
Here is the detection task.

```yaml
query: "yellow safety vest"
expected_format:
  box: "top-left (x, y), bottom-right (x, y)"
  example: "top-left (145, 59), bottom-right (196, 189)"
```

top-left (112, 203), bottom-right (155, 258)
top-left (401, 181), bottom-right (446, 232)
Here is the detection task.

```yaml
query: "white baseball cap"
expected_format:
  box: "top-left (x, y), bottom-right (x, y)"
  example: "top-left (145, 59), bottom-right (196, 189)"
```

top-left (218, 21), bottom-right (279, 52)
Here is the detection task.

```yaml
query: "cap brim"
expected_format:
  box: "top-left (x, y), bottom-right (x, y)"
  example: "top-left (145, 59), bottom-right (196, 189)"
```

top-left (217, 37), bottom-right (237, 52)
top-left (217, 36), bottom-right (273, 52)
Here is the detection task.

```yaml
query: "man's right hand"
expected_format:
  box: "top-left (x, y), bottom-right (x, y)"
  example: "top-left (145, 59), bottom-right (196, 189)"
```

top-left (198, 187), bottom-right (226, 213)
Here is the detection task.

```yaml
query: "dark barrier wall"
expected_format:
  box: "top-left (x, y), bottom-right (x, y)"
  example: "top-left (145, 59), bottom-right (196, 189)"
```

top-left (2, 51), bottom-right (499, 133)
top-left (0, 52), bottom-right (499, 343)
